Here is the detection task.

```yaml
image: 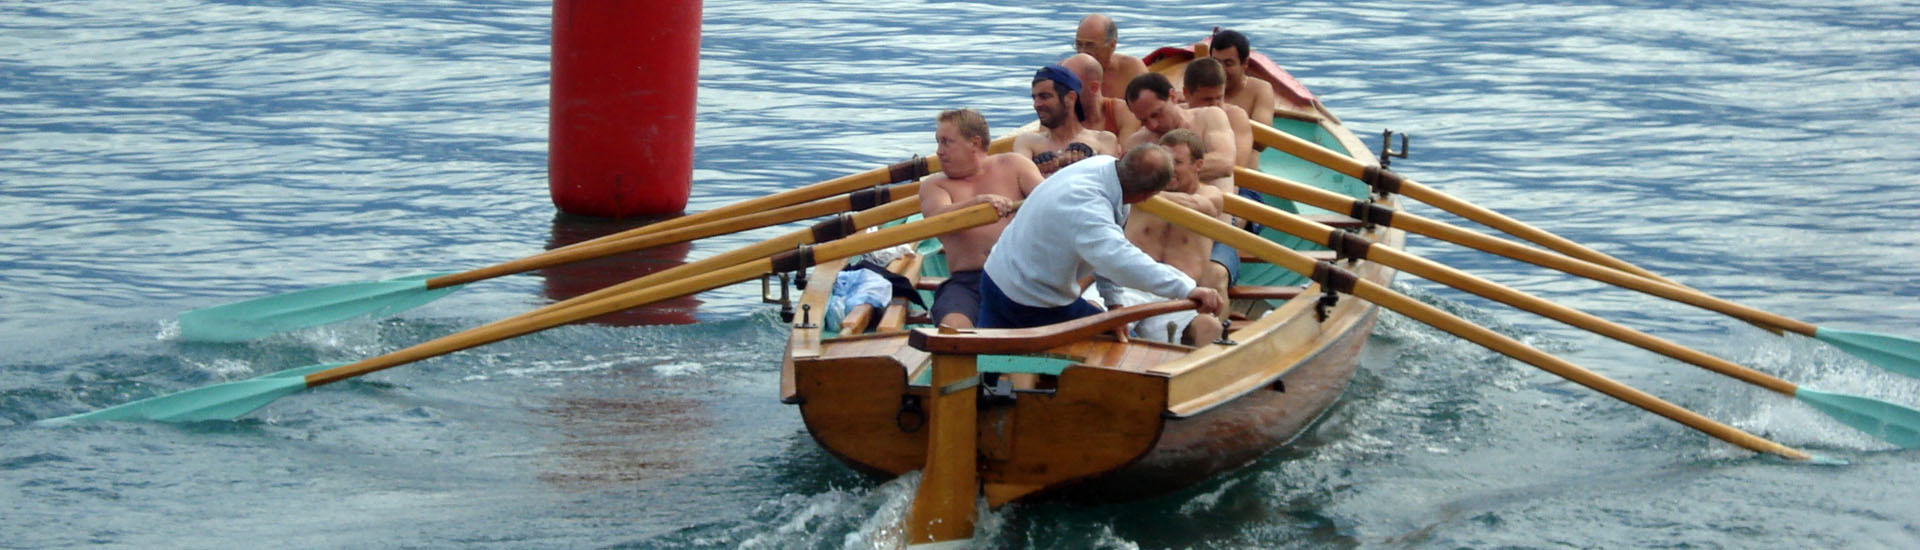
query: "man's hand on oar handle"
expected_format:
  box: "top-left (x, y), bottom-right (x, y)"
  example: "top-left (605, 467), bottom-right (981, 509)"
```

top-left (1187, 286), bottom-right (1223, 315)
top-left (980, 193), bottom-right (1019, 218)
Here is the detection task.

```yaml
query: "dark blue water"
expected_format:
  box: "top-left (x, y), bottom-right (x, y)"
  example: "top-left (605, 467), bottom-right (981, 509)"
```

top-left (6, 1), bottom-right (1919, 548)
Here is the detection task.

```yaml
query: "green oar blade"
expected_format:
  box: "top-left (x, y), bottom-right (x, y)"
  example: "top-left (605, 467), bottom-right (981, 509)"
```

top-left (1794, 387), bottom-right (1920, 449)
top-left (1813, 327), bottom-right (1920, 380)
top-left (178, 273), bottom-right (461, 342)
top-left (44, 363), bottom-right (345, 424)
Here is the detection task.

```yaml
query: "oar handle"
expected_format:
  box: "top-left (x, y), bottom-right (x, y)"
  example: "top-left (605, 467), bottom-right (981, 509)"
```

top-left (301, 200), bottom-right (1007, 388)
top-left (1139, 195), bottom-right (1810, 460)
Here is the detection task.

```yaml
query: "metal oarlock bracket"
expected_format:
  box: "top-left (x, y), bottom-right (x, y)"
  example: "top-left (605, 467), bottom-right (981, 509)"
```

top-left (789, 245), bottom-right (811, 292)
top-left (1315, 287), bottom-right (1339, 322)
top-left (796, 304), bottom-right (817, 329)
top-left (761, 272), bottom-right (794, 322)
top-left (1213, 318), bottom-right (1237, 346)
top-left (1379, 129), bottom-right (1409, 168)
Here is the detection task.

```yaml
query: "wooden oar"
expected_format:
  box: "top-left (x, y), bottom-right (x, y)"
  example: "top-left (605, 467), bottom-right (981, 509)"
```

top-left (546, 155), bottom-right (943, 254)
top-left (48, 201), bottom-right (1006, 423)
top-left (1234, 167), bottom-right (1920, 381)
top-left (1248, 121), bottom-right (1686, 284)
top-left (177, 181), bottom-right (924, 342)
top-left (515, 195), bottom-right (922, 328)
top-left (542, 132), bottom-right (1011, 256)
top-left (1138, 196), bottom-right (1813, 460)
top-left (1224, 194), bottom-right (1920, 448)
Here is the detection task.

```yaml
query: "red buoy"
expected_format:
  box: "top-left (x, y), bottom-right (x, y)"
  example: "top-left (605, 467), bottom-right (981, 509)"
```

top-left (549, 0), bottom-right (701, 217)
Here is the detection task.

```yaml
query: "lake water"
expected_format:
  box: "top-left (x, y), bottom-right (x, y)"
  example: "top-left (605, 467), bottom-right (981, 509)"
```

top-left (4, 1), bottom-right (1918, 548)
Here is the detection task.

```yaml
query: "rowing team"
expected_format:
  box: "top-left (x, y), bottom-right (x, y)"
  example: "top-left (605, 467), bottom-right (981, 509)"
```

top-left (919, 16), bottom-right (1287, 346)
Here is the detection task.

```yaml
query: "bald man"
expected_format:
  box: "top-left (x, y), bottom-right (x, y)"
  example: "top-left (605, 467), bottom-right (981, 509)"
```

top-left (1060, 53), bottom-right (1140, 142)
top-left (1074, 14), bottom-right (1150, 105)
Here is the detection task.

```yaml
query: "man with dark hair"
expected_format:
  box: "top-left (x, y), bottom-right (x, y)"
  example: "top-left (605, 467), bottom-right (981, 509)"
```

top-left (1060, 53), bottom-right (1140, 142)
top-left (1110, 130), bottom-right (1226, 345)
top-left (921, 109), bottom-right (1045, 328)
top-left (978, 145), bottom-right (1223, 329)
top-left (1014, 64), bottom-right (1118, 176)
top-left (1074, 14), bottom-right (1150, 104)
top-left (1123, 73), bottom-right (1237, 183)
top-left (1208, 29), bottom-right (1277, 128)
top-left (1181, 57), bottom-right (1257, 169)
top-left (1123, 71), bottom-right (1246, 309)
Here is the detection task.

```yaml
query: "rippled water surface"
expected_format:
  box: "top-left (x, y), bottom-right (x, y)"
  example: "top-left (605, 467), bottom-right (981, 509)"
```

top-left (5, 1), bottom-right (1919, 548)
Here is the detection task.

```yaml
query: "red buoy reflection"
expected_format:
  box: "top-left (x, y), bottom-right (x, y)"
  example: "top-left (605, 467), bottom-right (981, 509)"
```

top-left (540, 212), bottom-right (700, 326)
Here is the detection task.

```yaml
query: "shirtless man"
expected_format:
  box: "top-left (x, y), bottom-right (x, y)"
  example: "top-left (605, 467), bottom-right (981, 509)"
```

top-left (1060, 53), bottom-right (1140, 142)
top-left (1113, 129), bottom-right (1225, 345)
top-left (1122, 72), bottom-right (1238, 184)
top-left (1074, 14), bottom-right (1150, 105)
top-left (1181, 57), bottom-right (1257, 170)
top-left (1013, 64), bottom-right (1118, 176)
top-left (920, 109), bottom-right (1044, 329)
top-left (1209, 30), bottom-right (1277, 129)
top-left (1122, 72), bottom-right (1245, 311)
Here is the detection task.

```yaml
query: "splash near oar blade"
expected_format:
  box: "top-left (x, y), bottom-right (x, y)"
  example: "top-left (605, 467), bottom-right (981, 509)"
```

top-left (1794, 388), bottom-right (1920, 449)
top-left (1813, 328), bottom-right (1920, 381)
top-left (177, 273), bottom-right (461, 342)
top-left (44, 362), bottom-right (345, 424)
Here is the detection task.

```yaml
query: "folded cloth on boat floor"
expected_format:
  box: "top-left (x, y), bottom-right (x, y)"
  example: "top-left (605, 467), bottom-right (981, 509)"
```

top-left (1110, 286), bottom-right (1197, 344)
top-left (826, 260), bottom-right (929, 331)
top-left (826, 268), bottom-right (894, 329)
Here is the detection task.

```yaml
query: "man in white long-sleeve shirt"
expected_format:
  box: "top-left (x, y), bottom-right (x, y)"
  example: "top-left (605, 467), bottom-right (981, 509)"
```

top-left (977, 144), bottom-right (1224, 329)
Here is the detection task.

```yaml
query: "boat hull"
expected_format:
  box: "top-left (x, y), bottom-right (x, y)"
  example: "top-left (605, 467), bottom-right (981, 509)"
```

top-left (781, 41), bottom-right (1399, 505)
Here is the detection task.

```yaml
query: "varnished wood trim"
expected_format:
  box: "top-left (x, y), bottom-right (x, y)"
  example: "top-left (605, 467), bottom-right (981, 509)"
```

top-left (908, 301), bottom-right (1195, 355)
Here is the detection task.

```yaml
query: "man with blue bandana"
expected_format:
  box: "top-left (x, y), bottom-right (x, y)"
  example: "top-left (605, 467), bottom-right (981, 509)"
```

top-left (1014, 64), bottom-right (1119, 176)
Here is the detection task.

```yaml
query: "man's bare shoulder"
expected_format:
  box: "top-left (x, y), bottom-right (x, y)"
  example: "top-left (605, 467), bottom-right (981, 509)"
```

top-left (1190, 105), bottom-right (1231, 130)
top-left (1113, 53), bottom-right (1149, 76)
top-left (1249, 76), bottom-right (1277, 98)
top-left (1122, 127), bottom-right (1155, 149)
top-left (988, 151), bottom-right (1038, 167)
top-left (921, 171), bottom-right (957, 187)
top-left (1011, 132), bottom-right (1048, 154)
top-left (1083, 128), bottom-right (1120, 155)
top-left (1220, 102), bottom-right (1250, 123)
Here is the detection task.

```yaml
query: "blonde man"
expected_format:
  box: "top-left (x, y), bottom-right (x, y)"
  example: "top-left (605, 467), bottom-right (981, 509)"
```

top-left (920, 109), bottom-right (1044, 328)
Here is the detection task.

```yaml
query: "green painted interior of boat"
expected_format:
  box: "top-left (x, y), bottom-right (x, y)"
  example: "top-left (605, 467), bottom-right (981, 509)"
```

top-left (910, 354), bottom-right (1079, 385)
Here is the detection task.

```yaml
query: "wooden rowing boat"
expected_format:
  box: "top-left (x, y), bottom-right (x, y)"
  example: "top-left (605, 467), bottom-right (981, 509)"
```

top-left (777, 41), bottom-right (1403, 506)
